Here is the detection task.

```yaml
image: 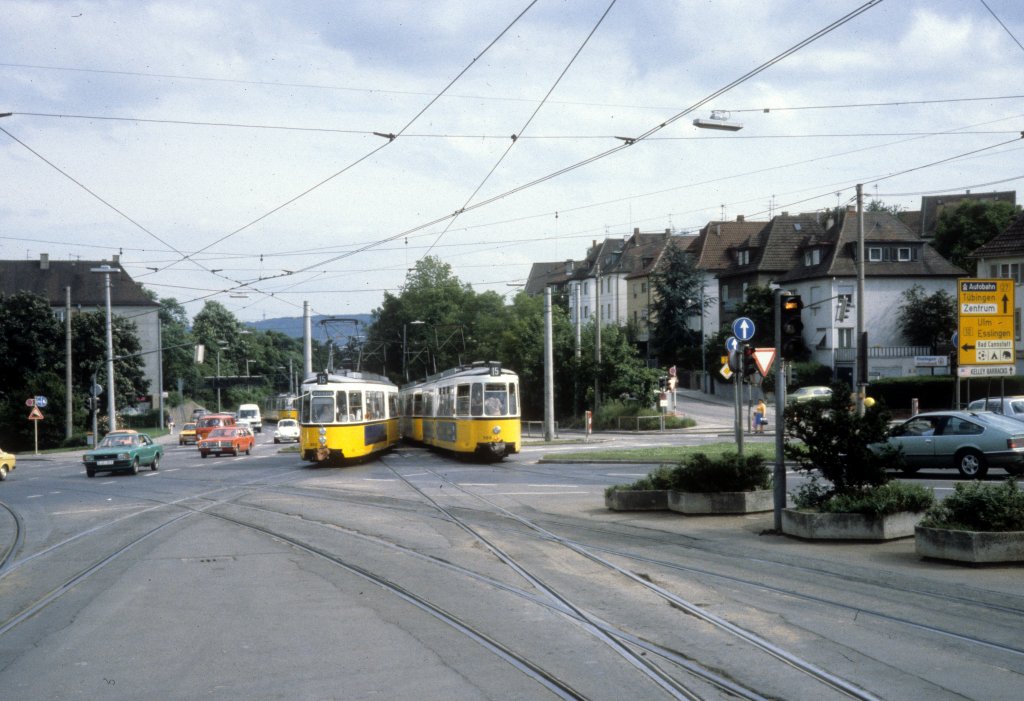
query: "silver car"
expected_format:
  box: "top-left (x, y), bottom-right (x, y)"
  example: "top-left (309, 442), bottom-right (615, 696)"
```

top-left (965, 396), bottom-right (1024, 422)
top-left (885, 410), bottom-right (1024, 478)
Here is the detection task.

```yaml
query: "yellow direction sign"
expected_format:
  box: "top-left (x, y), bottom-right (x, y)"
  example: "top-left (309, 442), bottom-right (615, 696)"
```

top-left (957, 278), bottom-right (1015, 377)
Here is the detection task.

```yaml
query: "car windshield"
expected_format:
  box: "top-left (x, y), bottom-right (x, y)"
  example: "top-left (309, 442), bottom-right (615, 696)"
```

top-left (99, 434), bottom-right (136, 448)
top-left (183, 424), bottom-right (196, 431)
top-left (208, 428), bottom-right (233, 438)
top-left (279, 420), bottom-right (297, 429)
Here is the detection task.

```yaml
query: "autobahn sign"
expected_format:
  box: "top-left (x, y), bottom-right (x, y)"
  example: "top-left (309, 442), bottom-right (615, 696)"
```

top-left (957, 278), bottom-right (1015, 377)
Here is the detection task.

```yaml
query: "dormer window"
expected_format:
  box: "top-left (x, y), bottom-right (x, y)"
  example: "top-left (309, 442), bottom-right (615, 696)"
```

top-left (803, 248), bottom-right (821, 266)
top-left (897, 247), bottom-right (911, 262)
top-left (868, 247), bottom-right (883, 262)
top-left (737, 249), bottom-right (750, 265)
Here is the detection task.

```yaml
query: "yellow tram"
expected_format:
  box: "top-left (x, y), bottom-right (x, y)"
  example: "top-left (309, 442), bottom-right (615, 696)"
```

top-left (400, 362), bottom-right (520, 460)
top-left (298, 370), bottom-right (400, 464)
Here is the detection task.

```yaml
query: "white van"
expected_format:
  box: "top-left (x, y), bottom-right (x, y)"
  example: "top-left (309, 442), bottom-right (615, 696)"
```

top-left (238, 403), bottom-right (263, 433)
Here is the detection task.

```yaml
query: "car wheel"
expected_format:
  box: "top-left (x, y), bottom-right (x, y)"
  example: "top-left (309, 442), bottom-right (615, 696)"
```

top-left (901, 465), bottom-right (920, 475)
top-left (150, 455), bottom-right (159, 471)
top-left (130, 458), bottom-right (139, 475)
top-left (956, 449), bottom-right (988, 479)
top-left (201, 452), bottom-right (208, 459)
top-left (86, 467), bottom-right (95, 478)
top-left (0, 465), bottom-right (7, 481)
top-left (246, 446), bottom-right (251, 455)
top-left (274, 438), bottom-right (280, 444)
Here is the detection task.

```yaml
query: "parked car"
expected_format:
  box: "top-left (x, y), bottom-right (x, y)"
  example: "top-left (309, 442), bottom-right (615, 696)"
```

top-left (274, 418), bottom-right (300, 444)
top-left (965, 396), bottom-right (1024, 422)
top-left (883, 410), bottom-right (1024, 478)
top-left (0, 447), bottom-right (15, 481)
top-left (83, 430), bottom-right (163, 477)
top-left (787, 386), bottom-right (833, 404)
top-left (198, 426), bottom-right (255, 458)
top-left (178, 422), bottom-right (198, 445)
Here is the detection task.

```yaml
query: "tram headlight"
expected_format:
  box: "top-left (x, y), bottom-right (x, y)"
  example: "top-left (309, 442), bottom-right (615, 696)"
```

top-left (318, 426), bottom-right (327, 446)
top-left (492, 425), bottom-right (502, 435)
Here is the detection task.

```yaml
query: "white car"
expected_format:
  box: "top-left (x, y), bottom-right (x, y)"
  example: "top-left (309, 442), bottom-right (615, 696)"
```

top-left (274, 419), bottom-right (300, 444)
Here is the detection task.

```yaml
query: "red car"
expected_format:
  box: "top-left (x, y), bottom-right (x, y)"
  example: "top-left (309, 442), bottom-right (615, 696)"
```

top-left (198, 426), bottom-right (255, 458)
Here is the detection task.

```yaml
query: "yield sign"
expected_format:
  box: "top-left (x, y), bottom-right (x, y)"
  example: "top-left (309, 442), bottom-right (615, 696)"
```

top-left (28, 406), bottom-right (44, 420)
top-left (753, 347), bottom-right (776, 376)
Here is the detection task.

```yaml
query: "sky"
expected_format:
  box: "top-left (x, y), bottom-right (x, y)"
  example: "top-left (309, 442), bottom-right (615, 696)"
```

top-left (2, 0), bottom-right (1023, 324)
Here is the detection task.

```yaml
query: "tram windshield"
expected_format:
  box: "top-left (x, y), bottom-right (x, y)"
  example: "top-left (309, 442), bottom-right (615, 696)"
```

top-left (480, 382), bottom-right (517, 416)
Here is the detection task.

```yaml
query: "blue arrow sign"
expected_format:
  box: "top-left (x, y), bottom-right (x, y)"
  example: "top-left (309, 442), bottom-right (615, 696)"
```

top-left (732, 317), bottom-right (755, 341)
top-left (35, 395), bottom-right (48, 409)
top-left (725, 336), bottom-right (739, 352)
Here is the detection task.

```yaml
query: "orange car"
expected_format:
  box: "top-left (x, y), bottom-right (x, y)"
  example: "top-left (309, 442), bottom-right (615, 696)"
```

top-left (198, 426), bottom-right (255, 458)
top-left (194, 413), bottom-right (237, 442)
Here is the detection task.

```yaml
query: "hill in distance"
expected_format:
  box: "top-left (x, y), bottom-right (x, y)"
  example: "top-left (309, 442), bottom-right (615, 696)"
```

top-left (248, 313), bottom-right (374, 341)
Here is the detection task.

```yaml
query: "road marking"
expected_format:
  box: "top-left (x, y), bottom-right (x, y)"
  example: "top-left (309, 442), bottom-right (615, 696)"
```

top-left (27, 494), bottom-right (42, 499)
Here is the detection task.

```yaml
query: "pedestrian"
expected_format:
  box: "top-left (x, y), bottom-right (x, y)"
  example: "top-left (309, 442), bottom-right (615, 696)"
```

top-left (754, 399), bottom-right (767, 434)
top-left (168, 419), bottom-right (175, 435)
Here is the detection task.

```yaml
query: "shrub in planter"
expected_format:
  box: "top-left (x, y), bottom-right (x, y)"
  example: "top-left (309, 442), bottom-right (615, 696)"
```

top-left (604, 464), bottom-right (674, 498)
top-left (785, 381), bottom-right (908, 508)
top-left (919, 479), bottom-right (1024, 531)
top-left (669, 452), bottom-right (771, 493)
top-left (803, 481), bottom-right (934, 517)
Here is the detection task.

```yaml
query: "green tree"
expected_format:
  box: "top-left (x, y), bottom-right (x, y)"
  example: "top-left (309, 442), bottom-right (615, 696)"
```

top-left (71, 311), bottom-right (147, 409)
top-left (0, 292), bottom-right (67, 449)
top-left (649, 240), bottom-right (708, 368)
top-left (933, 199), bottom-right (1019, 275)
top-left (896, 284), bottom-right (956, 349)
top-left (866, 199), bottom-right (904, 217)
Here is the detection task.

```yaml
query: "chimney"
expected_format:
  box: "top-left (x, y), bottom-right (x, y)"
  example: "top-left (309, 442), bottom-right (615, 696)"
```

top-left (736, 215), bottom-right (744, 222)
top-left (634, 227), bottom-right (640, 235)
top-left (564, 260), bottom-right (574, 275)
top-left (40, 253), bottom-right (49, 270)
top-left (112, 254), bottom-right (120, 265)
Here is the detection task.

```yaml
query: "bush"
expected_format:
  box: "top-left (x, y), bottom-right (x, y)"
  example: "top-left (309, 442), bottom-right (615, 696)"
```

top-left (593, 399), bottom-right (694, 430)
top-left (670, 452), bottom-right (771, 493)
top-left (604, 464), bottom-right (674, 498)
top-left (794, 481), bottom-right (933, 516)
top-left (919, 479), bottom-right (1024, 531)
top-left (784, 381), bottom-right (903, 508)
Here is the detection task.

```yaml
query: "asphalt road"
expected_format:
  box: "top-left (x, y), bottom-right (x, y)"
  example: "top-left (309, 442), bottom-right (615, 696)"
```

top-left (1, 426), bottom-right (1022, 700)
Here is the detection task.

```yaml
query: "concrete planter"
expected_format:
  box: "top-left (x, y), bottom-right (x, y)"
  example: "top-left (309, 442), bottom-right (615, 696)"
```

top-left (915, 526), bottom-right (1024, 563)
top-left (605, 489), bottom-right (668, 511)
top-left (781, 508), bottom-right (923, 541)
top-left (668, 489), bottom-right (773, 515)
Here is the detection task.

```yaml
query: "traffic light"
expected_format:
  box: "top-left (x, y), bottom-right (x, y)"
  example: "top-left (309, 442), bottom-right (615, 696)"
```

top-left (85, 397), bottom-right (96, 412)
top-left (742, 344), bottom-right (756, 378)
top-left (780, 293), bottom-right (804, 360)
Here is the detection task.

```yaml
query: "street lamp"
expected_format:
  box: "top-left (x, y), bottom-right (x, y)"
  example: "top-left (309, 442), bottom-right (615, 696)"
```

top-left (692, 110), bottom-right (744, 131)
top-left (90, 265), bottom-right (117, 431)
top-left (403, 320), bottom-right (425, 381)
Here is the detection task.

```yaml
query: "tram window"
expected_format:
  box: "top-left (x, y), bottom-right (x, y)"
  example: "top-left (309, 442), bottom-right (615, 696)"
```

top-left (423, 392), bottom-right (433, 416)
top-left (439, 386), bottom-right (454, 417)
top-left (350, 391), bottom-right (363, 421)
top-left (471, 383), bottom-right (484, 416)
top-left (509, 383), bottom-right (518, 415)
top-left (484, 384), bottom-right (506, 415)
top-left (413, 392), bottom-right (423, 415)
top-left (300, 394), bottom-right (311, 422)
top-left (336, 391), bottom-right (348, 423)
top-left (456, 384), bottom-right (471, 416)
top-left (389, 392), bottom-right (398, 419)
top-left (366, 391), bottom-right (384, 420)
top-left (312, 396), bottom-right (334, 424)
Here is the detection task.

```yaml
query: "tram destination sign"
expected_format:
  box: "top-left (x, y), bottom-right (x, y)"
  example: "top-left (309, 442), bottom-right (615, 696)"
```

top-left (957, 278), bottom-right (1015, 377)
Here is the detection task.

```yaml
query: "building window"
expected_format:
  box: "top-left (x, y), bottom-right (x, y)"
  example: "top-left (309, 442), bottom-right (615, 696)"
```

top-left (804, 249), bottom-right (821, 266)
top-left (839, 328), bottom-right (853, 348)
top-left (868, 247), bottom-right (882, 262)
top-left (738, 249), bottom-right (750, 265)
top-left (998, 263), bottom-right (1021, 283)
top-left (640, 281), bottom-right (646, 293)
top-left (897, 247), bottom-right (911, 262)
top-left (583, 282), bottom-right (588, 295)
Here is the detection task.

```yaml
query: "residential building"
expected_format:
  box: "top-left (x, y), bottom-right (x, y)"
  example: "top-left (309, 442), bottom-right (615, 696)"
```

top-left (777, 209), bottom-right (964, 382)
top-left (916, 190), bottom-right (1016, 238)
top-left (0, 254), bottom-right (162, 407)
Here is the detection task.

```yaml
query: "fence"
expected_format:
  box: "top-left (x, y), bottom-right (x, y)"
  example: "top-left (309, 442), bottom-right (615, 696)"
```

top-left (616, 415), bottom-right (667, 432)
top-left (522, 421), bottom-right (559, 438)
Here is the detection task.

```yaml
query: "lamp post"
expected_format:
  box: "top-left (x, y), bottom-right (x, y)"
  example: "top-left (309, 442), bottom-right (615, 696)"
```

top-left (91, 265), bottom-right (117, 431)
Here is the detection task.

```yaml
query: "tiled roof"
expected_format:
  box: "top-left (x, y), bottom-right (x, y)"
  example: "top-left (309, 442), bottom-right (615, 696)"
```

top-left (689, 219), bottom-right (769, 272)
top-left (970, 211), bottom-right (1024, 259)
top-left (0, 256), bottom-right (157, 308)
top-left (918, 191), bottom-right (1016, 237)
top-left (778, 210), bottom-right (964, 282)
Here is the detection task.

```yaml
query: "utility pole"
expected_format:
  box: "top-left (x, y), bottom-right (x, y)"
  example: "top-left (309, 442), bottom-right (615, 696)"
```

top-left (594, 261), bottom-right (601, 415)
top-left (91, 265), bottom-right (117, 432)
top-left (856, 184), bottom-right (867, 417)
top-left (544, 287), bottom-right (555, 441)
top-left (65, 286), bottom-right (73, 439)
